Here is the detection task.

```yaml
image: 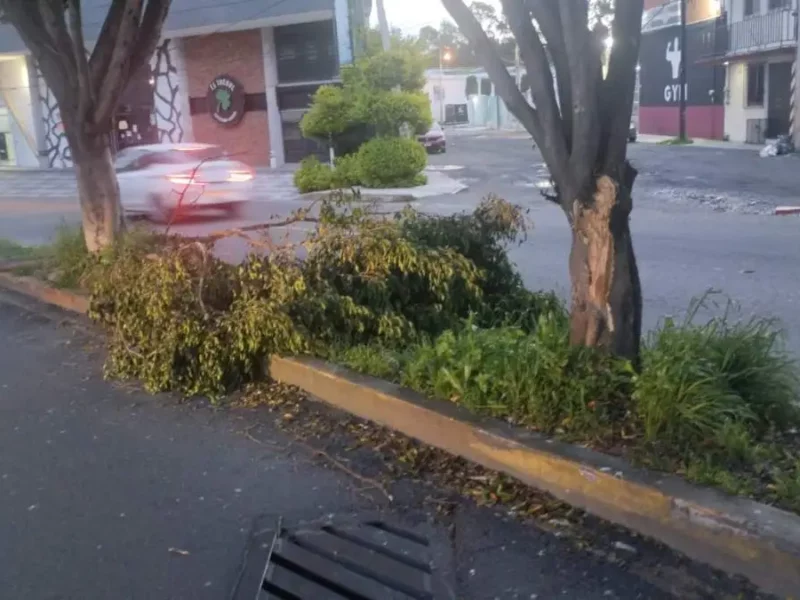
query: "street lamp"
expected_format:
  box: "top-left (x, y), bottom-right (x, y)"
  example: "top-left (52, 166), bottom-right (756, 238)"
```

top-left (439, 48), bottom-right (453, 124)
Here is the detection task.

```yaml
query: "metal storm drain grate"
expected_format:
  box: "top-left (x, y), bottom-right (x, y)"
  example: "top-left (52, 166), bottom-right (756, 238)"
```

top-left (231, 514), bottom-right (454, 600)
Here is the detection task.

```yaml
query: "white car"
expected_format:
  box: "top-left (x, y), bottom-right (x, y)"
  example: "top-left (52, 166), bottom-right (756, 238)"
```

top-left (115, 143), bottom-right (254, 221)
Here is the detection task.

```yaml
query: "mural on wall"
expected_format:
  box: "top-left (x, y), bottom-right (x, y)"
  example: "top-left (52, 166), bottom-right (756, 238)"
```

top-left (38, 70), bottom-right (72, 168)
top-left (150, 39), bottom-right (192, 144)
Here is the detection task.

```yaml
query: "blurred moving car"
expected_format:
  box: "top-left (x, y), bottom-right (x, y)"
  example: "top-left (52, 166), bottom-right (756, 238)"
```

top-left (418, 123), bottom-right (446, 153)
top-left (115, 143), bottom-right (254, 221)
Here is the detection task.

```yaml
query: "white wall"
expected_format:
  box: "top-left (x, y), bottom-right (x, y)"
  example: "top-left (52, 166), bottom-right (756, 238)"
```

top-left (149, 38), bottom-right (194, 144)
top-left (725, 61), bottom-right (767, 142)
top-left (0, 56), bottom-right (40, 167)
top-left (424, 70), bottom-right (479, 123)
top-left (725, 56), bottom-right (795, 142)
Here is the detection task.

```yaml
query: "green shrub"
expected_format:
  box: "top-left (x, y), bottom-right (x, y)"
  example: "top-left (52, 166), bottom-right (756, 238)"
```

top-left (355, 90), bottom-right (432, 136)
top-left (401, 314), bottom-right (631, 439)
top-left (633, 298), bottom-right (800, 462)
top-left (294, 156), bottom-right (333, 193)
top-left (88, 196), bottom-right (540, 397)
top-left (298, 213), bottom-right (483, 348)
top-left (357, 136), bottom-right (427, 188)
top-left (402, 195), bottom-right (527, 300)
top-left (331, 153), bottom-right (362, 188)
top-left (89, 243), bottom-right (307, 398)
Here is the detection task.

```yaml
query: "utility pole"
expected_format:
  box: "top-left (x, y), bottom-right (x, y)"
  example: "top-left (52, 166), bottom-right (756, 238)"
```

top-left (679, 0), bottom-right (687, 141)
top-left (376, 0), bottom-right (391, 51)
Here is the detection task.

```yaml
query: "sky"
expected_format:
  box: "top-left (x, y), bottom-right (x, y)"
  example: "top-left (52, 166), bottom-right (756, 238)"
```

top-left (375, 0), bottom-right (501, 34)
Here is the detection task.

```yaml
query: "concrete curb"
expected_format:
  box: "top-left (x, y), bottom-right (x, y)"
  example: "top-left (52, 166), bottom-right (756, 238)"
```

top-left (0, 272), bottom-right (89, 314)
top-left (301, 172), bottom-right (467, 202)
top-left (268, 356), bottom-right (800, 598)
top-left (0, 272), bottom-right (798, 597)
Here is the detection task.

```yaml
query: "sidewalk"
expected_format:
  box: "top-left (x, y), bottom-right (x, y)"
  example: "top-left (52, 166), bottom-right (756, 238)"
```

top-left (637, 134), bottom-right (760, 151)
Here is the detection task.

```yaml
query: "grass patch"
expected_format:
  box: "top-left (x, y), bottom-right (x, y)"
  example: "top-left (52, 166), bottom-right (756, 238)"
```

top-left (337, 294), bottom-right (800, 512)
top-left (46, 225), bottom-right (91, 288)
top-left (0, 239), bottom-right (50, 262)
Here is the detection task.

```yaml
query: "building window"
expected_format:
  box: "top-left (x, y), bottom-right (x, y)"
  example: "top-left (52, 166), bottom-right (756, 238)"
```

top-left (744, 0), bottom-right (760, 16)
top-left (274, 20), bottom-right (338, 84)
top-left (746, 63), bottom-right (765, 106)
top-left (768, 0), bottom-right (789, 9)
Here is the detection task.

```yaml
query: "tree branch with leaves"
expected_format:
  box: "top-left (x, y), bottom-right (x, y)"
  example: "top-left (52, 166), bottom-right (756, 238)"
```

top-left (1, 0), bottom-right (172, 252)
top-left (442, 0), bottom-right (644, 362)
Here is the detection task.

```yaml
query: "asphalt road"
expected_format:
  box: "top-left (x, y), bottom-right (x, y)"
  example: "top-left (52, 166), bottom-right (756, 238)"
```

top-left (431, 132), bottom-right (800, 356)
top-left (0, 293), bottom-right (766, 599)
top-left (1, 132), bottom-right (799, 355)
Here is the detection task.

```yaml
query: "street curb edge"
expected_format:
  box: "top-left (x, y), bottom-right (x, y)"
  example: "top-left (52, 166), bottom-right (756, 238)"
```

top-left (268, 355), bottom-right (800, 598)
top-left (0, 272), bottom-right (89, 314)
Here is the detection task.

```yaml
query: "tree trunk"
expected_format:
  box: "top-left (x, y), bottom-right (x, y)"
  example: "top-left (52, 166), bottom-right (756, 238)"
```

top-left (568, 174), bottom-right (642, 364)
top-left (71, 133), bottom-right (123, 253)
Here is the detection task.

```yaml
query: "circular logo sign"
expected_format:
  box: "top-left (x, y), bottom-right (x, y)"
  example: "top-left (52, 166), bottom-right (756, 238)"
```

top-left (207, 74), bottom-right (245, 127)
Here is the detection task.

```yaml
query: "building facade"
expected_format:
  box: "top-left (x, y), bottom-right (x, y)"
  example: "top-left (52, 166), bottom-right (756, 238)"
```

top-left (0, 0), bottom-right (370, 169)
top-left (713, 0), bottom-right (799, 144)
top-left (639, 0), bottom-right (800, 144)
top-left (638, 0), bottom-right (727, 140)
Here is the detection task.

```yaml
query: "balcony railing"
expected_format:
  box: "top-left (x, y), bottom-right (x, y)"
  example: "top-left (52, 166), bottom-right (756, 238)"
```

top-left (696, 9), bottom-right (797, 61)
top-left (729, 9), bottom-right (797, 55)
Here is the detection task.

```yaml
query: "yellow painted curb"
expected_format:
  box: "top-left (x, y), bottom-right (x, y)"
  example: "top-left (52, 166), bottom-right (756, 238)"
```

top-left (0, 272), bottom-right (89, 314)
top-left (269, 356), bottom-right (800, 598)
top-left (0, 271), bottom-right (797, 597)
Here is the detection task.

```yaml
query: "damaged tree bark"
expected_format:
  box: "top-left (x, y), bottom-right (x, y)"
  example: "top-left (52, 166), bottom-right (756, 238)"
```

top-left (569, 174), bottom-right (642, 361)
top-left (442, 0), bottom-right (645, 361)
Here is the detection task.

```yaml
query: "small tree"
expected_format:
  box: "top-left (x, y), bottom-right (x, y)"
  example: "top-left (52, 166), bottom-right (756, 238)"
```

top-left (442, 0), bottom-right (644, 361)
top-left (301, 45), bottom-right (432, 155)
top-left (1, 0), bottom-right (171, 252)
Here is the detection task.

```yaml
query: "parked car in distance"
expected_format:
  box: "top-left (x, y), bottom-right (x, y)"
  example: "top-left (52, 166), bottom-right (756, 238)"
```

top-left (115, 143), bottom-right (254, 222)
top-left (418, 122), bottom-right (446, 153)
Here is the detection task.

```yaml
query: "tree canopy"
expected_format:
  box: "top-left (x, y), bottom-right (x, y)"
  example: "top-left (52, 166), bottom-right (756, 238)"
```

top-left (301, 42), bottom-right (432, 149)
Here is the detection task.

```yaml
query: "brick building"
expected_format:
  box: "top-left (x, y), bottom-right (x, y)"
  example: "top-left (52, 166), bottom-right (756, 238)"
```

top-left (0, 0), bottom-right (370, 169)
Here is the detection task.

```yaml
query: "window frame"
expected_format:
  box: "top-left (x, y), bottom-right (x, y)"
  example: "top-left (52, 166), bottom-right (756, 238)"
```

top-left (744, 0), bottom-right (760, 16)
top-left (746, 62), bottom-right (766, 107)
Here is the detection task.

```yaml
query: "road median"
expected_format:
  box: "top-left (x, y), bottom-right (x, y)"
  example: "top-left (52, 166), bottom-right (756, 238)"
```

top-left (0, 269), bottom-right (799, 597)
